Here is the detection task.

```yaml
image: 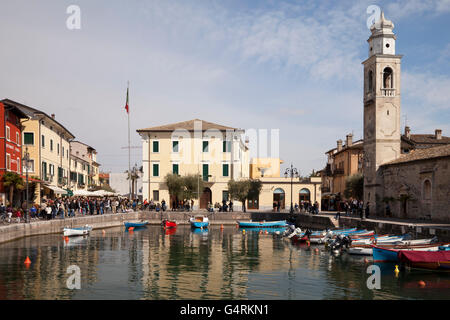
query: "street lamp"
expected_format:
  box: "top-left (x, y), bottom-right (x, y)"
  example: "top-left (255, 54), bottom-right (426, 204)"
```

top-left (284, 163), bottom-right (299, 214)
top-left (22, 147), bottom-right (31, 223)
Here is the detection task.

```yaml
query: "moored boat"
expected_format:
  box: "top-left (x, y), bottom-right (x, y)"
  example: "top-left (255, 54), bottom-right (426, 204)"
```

top-left (162, 220), bottom-right (177, 228)
top-left (237, 220), bottom-right (287, 228)
top-left (63, 225), bottom-right (92, 237)
top-left (124, 221), bottom-right (149, 228)
top-left (190, 216), bottom-right (209, 228)
top-left (398, 250), bottom-right (450, 271)
top-left (373, 243), bottom-right (450, 262)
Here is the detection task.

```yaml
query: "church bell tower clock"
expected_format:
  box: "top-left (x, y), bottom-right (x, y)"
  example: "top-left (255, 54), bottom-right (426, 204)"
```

top-left (363, 11), bottom-right (402, 216)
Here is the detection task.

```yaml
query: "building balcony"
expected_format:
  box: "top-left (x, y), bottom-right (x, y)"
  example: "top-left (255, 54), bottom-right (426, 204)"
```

top-left (381, 88), bottom-right (395, 97)
top-left (332, 168), bottom-right (344, 176)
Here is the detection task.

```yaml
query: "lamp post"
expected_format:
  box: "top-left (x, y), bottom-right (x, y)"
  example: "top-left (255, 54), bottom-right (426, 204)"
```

top-left (22, 147), bottom-right (30, 223)
top-left (284, 163), bottom-right (299, 214)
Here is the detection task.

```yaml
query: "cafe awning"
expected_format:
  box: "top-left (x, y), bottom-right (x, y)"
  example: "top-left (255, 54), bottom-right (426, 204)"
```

top-left (44, 185), bottom-right (68, 195)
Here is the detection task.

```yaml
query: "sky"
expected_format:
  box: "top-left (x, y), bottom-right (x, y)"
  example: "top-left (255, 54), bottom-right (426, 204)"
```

top-left (1, 0), bottom-right (449, 176)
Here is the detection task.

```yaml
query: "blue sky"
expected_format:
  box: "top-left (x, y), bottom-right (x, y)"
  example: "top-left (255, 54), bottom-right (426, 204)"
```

top-left (1, 0), bottom-right (449, 175)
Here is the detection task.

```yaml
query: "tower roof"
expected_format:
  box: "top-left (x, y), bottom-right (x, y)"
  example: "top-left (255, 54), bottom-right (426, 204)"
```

top-left (370, 11), bottom-right (395, 35)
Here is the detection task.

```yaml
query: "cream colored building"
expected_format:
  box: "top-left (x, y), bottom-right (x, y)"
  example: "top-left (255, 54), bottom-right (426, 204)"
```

top-left (138, 119), bottom-right (321, 211)
top-left (137, 119), bottom-right (249, 209)
top-left (69, 141), bottom-right (101, 191)
top-left (12, 101), bottom-right (75, 204)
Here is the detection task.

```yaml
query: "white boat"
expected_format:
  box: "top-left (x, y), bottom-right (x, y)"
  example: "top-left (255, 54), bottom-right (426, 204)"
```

top-left (347, 242), bottom-right (443, 256)
top-left (63, 225), bottom-right (92, 237)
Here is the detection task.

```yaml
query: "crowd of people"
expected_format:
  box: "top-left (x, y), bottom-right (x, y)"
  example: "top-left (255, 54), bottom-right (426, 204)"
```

top-left (273, 200), bottom-right (320, 214)
top-left (0, 197), bottom-right (138, 223)
top-left (333, 199), bottom-right (370, 220)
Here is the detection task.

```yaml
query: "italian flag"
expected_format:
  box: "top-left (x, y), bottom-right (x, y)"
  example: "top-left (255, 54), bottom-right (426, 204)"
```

top-left (125, 86), bottom-right (129, 114)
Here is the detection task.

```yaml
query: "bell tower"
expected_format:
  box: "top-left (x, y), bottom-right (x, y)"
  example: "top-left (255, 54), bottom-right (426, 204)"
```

top-left (363, 11), bottom-right (402, 216)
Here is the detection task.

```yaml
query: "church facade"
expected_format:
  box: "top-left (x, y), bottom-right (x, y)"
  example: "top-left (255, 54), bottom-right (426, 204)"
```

top-left (362, 13), bottom-right (450, 222)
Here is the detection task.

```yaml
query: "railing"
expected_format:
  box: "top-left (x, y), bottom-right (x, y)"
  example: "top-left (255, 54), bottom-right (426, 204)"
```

top-left (381, 88), bottom-right (395, 97)
top-left (333, 169), bottom-right (344, 175)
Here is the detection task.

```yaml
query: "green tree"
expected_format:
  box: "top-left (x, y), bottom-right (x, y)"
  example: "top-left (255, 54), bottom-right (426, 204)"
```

top-left (164, 173), bottom-right (184, 201)
top-left (182, 174), bottom-right (204, 202)
top-left (344, 174), bottom-right (364, 200)
top-left (2, 172), bottom-right (25, 207)
top-left (228, 179), bottom-right (251, 212)
top-left (248, 179), bottom-right (263, 202)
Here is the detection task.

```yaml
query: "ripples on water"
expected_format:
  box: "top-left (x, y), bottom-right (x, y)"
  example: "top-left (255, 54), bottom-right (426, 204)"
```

top-left (0, 225), bottom-right (449, 300)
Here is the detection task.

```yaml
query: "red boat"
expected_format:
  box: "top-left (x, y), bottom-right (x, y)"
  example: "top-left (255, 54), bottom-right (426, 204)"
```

top-left (398, 250), bottom-right (450, 271)
top-left (162, 220), bottom-right (177, 229)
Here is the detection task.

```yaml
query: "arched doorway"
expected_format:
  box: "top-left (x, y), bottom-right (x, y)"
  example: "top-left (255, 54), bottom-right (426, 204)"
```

top-left (273, 188), bottom-right (285, 209)
top-left (299, 188), bottom-right (311, 203)
top-left (200, 187), bottom-right (212, 209)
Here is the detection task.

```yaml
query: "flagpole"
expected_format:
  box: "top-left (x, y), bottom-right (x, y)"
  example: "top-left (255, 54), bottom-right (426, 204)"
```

top-left (128, 81), bottom-right (131, 201)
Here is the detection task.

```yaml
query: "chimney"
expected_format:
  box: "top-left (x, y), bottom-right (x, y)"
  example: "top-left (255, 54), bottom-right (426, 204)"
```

top-left (405, 126), bottom-right (411, 139)
top-left (337, 139), bottom-right (343, 152)
top-left (435, 129), bottom-right (442, 140)
top-left (346, 134), bottom-right (353, 147)
top-left (51, 114), bottom-right (55, 119)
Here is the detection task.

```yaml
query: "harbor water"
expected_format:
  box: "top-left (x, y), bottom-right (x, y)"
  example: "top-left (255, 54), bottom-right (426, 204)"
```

top-left (0, 225), bottom-right (449, 300)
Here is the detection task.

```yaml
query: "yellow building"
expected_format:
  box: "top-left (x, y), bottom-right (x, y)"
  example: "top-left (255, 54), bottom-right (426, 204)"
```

top-left (12, 101), bottom-right (75, 204)
top-left (137, 119), bottom-right (250, 209)
top-left (69, 141), bottom-right (101, 191)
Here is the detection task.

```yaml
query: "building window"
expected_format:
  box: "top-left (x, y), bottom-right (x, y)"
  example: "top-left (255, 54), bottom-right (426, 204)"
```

top-left (57, 143), bottom-right (60, 155)
top-left (152, 163), bottom-right (159, 177)
top-left (423, 180), bottom-right (432, 200)
top-left (152, 141), bottom-right (159, 153)
top-left (16, 132), bottom-right (20, 144)
top-left (23, 133), bottom-right (34, 145)
top-left (153, 190), bottom-right (159, 201)
top-left (50, 139), bottom-right (53, 152)
top-left (222, 164), bottom-right (229, 177)
top-left (202, 164), bottom-right (209, 181)
top-left (222, 190), bottom-right (229, 202)
top-left (383, 67), bottom-right (393, 89)
top-left (203, 141), bottom-right (209, 153)
top-left (42, 162), bottom-right (47, 180)
top-left (172, 141), bottom-right (179, 153)
top-left (6, 154), bottom-right (11, 170)
top-left (17, 157), bottom-right (20, 173)
top-left (173, 163), bottom-right (179, 175)
top-left (6, 126), bottom-right (10, 141)
top-left (42, 135), bottom-right (45, 148)
top-left (223, 140), bottom-right (231, 153)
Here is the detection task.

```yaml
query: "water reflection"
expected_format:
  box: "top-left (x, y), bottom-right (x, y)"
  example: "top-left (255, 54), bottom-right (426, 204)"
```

top-left (0, 226), bottom-right (449, 300)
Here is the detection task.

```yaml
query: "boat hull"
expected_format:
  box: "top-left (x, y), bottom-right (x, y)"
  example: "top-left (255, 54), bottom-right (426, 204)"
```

top-left (124, 222), bottom-right (149, 228)
top-left (238, 220), bottom-right (287, 228)
top-left (191, 221), bottom-right (209, 228)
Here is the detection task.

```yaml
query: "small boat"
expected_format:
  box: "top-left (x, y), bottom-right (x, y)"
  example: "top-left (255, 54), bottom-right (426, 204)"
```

top-left (63, 225), bottom-right (92, 237)
top-left (241, 227), bottom-right (287, 234)
top-left (124, 221), bottom-right (149, 228)
top-left (238, 220), bottom-right (287, 228)
top-left (398, 250), bottom-right (450, 271)
top-left (161, 220), bottom-right (177, 228)
top-left (373, 243), bottom-right (450, 262)
top-left (190, 216), bottom-right (209, 228)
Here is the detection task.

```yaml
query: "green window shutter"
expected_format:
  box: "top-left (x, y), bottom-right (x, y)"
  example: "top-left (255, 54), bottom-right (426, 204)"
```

top-left (42, 162), bottom-right (47, 178)
top-left (153, 141), bottom-right (159, 153)
top-left (173, 141), bottom-right (179, 152)
top-left (223, 140), bottom-right (231, 152)
top-left (153, 164), bottom-right (159, 177)
top-left (223, 164), bottom-right (229, 177)
top-left (24, 133), bottom-right (34, 145)
top-left (42, 135), bottom-right (45, 147)
top-left (173, 164), bottom-right (179, 175)
top-left (202, 164), bottom-right (209, 181)
top-left (203, 141), bottom-right (208, 152)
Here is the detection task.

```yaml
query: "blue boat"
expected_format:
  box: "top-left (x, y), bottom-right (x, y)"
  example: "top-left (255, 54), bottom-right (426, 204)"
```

top-left (190, 216), bottom-right (209, 228)
top-left (373, 246), bottom-right (399, 262)
top-left (237, 220), bottom-right (287, 228)
top-left (240, 227), bottom-right (287, 234)
top-left (124, 221), bottom-right (149, 228)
